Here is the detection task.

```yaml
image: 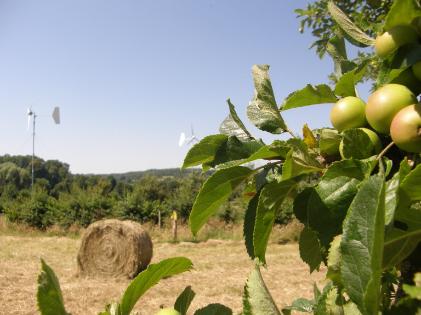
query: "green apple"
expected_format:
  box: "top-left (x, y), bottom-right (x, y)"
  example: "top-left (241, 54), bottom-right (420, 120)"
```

top-left (390, 103), bottom-right (421, 153)
top-left (154, 308), bottom-right (181, 315)
top-left (330, 96), bottom-right (367, 132)
top-left (339, 127), bottom-right (382, 159)
top-left (365, 84), bottom-right (417, 134)
top-left (375, 25), bottom-right (419, 58)
top-left (412, 61), bottom-right (421, 81)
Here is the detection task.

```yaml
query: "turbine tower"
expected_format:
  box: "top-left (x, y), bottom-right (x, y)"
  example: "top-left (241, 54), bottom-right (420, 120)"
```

top-left (27, 107), bottom-right (61, 191)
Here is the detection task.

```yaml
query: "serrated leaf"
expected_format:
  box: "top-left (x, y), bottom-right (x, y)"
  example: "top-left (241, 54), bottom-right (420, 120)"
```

top-left (120, 257), bottom-right (193, 315)
top-left (254, 179), bottom-right (300, 263)
top-left (194, 304), bottom-right (232, 315)
top-left (385, 0), bottom-right (421, 30)
top-left (37, 259), bottom-right (69, 315)
top-left (182, 134), bottom-right (228, 169)
top-left (282, 298), bottom-right (314, 313)
top-left (244, 192), bottom-right (259, 260)
top-left (327, 1), bottom-right (375, 46)
top-left (189, 166), bottom-right (254, 235)
top-left (340, 175), bottom-right (385, 315)
top-left (282, 84), bottom-right (338, 110)
top-left (247, 65), bottom-right (287, 134)
top-left (219, 99), bottom-right (252, 141)
top-left (174, 286), bottom-right (196, 315)
top-left (299, 227), bottom-right (323, 273)
top-left (303, 124), bottom-right (317, 148)
top-left (340, 129), bottom-right (375, 160)
top-left (244, 262), bottom-right (282, 315)
top-left (334, 62), bottom-right (368, 97)
top-left (327, 235), bottom-right (342, 283)
top-left (282, 139), bottom-right (323, 180)
top-left (314, 283), bottom-right (344, 315)
top-left (319, 128), bottom-right (342, 157)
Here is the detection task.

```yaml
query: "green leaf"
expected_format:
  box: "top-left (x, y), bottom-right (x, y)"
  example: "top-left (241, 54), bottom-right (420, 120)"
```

top-left (326, 32), bottom-right (358, 78)
top-left (340, 129), bottom-right (375, 160)
top-left (282, 84), bottom-right (337, 110)
top-left (282, 298), bottom-right (314, 313)
top-left (120, 257), bottom-right (193, 315)
top-left (294, 188), bottom-right (339, 248)
top-left (334, 62), bottom-right (368, 97)
top-left (327, 1), bottom-right (375, 46)
top-left (282, 139), bottom-right (323, 180)
top-left (403, 273), bottom-right (421, 300)
top-left (383, 225), bottom-right (421, 269)
top-left (244, 192), bottom-right (259, 260)
top-left (254, 178), bottom-right (300, 263)
top-left (211, 137), bottom-right (263, 167)
top-left (213, 140), bottom-right (290, 170)
top-left (182, 134), bottom-right (228, 169)
top-left (314, 283), bottom-right (344, 315)
top-left (299, 227), bottom-right (323, 273)
top-left (193, 304), bottom-right (232, 315)
top-left (385, 0), bottom-right (421, 30)
top-left (219, 99), bottom-right (253, 141)
top-left (37, 259), bottom-right (69, 315)
top-left (391, 44), bottom-right (421, 69)
top-left (319, 128), bottom-right (341, 157)
top-left (400, 164), bottom-right (421, 201)
top-left (244, 262), bottom-right (282, 315)
top-left (247, 65), bottom-right (287, 134)
top-left (327, 235), bottom-right (342, 284)
top-left (322, 159), bottom-right (373, 181)
top-left (385, 159), bottom-right (412, 225)
top-left (189, 166), bottom-right (254, 235)
top-left (340, 175), bottom-right (385, 315)
top-left (174, 286), bottom-right (196, 315)
top-left (343, 302), bottom-right (362, 315)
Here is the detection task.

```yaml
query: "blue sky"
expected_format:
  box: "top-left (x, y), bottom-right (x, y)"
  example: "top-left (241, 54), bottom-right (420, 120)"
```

top-left (0, 0), bottom-right (367, 174)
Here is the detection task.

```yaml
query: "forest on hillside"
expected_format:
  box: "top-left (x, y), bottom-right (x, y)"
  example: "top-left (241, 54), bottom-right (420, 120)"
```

top-left (0, 155), bottom-right (293, 229)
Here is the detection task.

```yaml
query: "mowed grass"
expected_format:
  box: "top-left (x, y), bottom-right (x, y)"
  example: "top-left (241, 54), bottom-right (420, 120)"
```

top-left (0, 229), bottom-right (326, 315)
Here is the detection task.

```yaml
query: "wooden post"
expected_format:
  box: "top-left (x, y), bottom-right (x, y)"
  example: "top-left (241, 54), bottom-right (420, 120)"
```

top-left (171, 210), bottom-right (178, 242)
top-left (158, 210), bottom-right (161, 229)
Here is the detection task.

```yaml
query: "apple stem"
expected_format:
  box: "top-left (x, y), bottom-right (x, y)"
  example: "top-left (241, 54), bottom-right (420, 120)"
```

top-left (376, 141), bottom-right (395, 161)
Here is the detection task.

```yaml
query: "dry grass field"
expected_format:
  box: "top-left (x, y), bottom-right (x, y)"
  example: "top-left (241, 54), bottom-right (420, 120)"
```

top-left (0, 226), bottom-right (326, 315)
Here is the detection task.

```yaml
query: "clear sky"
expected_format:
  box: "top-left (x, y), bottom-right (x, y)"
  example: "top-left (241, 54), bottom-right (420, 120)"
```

top-left (0, 0), bottom-right (367, 174)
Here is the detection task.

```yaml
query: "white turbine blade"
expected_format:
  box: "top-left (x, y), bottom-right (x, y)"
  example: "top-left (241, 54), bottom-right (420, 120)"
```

top-left (52, 107), bottom-right (60, 124)
top-left (178, 132), bottom-right (186, 147)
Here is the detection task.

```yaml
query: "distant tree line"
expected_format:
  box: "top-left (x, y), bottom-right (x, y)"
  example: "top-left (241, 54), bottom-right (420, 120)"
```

top-left (0, 155), bottom-right (294, 229)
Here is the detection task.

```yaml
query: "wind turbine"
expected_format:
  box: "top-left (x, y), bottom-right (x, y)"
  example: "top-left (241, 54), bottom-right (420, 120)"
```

top-left (178, 125), bottom-right (199, 147)
top-left (27, 106), bottom-right (61, 190)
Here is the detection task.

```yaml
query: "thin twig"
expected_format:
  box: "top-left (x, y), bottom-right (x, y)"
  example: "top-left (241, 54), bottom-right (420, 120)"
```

top-left (376, 142), bottom-right (395, 161)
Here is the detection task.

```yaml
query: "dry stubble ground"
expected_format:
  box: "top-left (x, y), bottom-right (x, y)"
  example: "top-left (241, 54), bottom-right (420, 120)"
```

top-left (0, 234), bottom-right (326, 315)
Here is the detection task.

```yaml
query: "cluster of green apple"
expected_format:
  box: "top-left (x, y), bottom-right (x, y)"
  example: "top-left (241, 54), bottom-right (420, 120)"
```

top-left (330, 83), bottom-right (420, 156)
top-left (330, 21), bottom-right (421, 156)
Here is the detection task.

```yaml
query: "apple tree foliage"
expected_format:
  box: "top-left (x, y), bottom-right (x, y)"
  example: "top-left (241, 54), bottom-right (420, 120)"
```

top-left (36, 1), bottom-right (421, 314)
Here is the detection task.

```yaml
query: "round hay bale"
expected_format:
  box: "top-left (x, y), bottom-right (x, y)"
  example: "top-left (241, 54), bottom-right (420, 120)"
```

top-left (77, 219), bottom-right (153, 278)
